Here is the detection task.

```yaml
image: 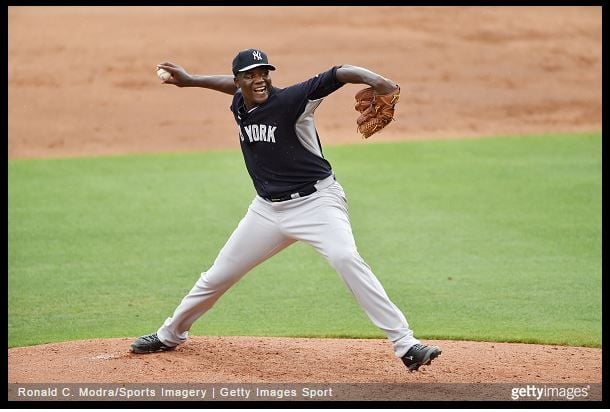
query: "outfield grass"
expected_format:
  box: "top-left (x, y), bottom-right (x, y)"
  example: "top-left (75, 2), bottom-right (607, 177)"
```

top-left (8, 133), bottom-right (601, 348)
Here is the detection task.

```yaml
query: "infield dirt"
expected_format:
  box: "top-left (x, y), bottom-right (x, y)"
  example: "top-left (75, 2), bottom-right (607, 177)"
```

top-left (8, 6), bottom-right (601, 393)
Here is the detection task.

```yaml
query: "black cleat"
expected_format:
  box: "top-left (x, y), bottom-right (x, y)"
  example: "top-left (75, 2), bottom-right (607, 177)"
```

top-left (401, 343), bottom-right (442, 372)
top-left (130, 333), bottom-right (175, 354)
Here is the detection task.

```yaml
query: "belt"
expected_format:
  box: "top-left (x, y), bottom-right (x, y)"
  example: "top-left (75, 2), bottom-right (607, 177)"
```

top-left (265, 175), bottom-right (335, 202)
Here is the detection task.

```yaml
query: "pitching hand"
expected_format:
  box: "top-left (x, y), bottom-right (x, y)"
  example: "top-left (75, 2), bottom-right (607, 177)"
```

top-left (156, 62), bottom-right (192, 87)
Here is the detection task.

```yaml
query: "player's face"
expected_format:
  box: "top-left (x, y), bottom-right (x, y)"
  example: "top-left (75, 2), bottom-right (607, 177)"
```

top-left (235, 67), bottom-right (272, 109)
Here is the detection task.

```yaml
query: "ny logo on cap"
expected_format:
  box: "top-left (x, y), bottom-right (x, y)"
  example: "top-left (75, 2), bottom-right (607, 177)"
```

top-left (252, 50), bottom-right (263, 61)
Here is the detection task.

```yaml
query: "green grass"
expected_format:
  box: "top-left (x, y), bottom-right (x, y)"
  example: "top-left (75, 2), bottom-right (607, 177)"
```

top-left (8, 132), bottom-right (601, 348)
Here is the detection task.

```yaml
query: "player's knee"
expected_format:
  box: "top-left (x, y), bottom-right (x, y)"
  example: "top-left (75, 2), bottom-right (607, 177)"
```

top-left (327, 248), bottom-right (359, 272)
top-left (197, 271), bottom-right (236, 291)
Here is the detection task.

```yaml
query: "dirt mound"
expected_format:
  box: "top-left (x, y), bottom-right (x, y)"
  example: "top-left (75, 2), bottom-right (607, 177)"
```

top-left (8, 336), bottom-right (601, 384)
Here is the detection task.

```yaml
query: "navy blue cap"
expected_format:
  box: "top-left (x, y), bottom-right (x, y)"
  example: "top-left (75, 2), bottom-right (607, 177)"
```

top-left (232, 48), bottom-right (276, 76)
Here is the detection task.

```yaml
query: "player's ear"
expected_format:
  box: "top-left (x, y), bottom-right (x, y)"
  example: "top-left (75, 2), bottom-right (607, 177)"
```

top-left (233, 75), bottom-right (240, 88)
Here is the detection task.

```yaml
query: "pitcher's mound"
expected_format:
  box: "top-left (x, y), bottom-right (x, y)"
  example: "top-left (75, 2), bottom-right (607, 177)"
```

top-left (8, 336), bottom-right (601, 384)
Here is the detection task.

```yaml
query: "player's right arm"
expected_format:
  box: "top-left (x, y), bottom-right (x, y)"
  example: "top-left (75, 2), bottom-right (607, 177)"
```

top-left (157, 62), bottom-right (237, 95)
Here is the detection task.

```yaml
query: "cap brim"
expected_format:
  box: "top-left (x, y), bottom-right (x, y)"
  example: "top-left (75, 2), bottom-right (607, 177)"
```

top-left (236, 63), bottom-right (276, 73)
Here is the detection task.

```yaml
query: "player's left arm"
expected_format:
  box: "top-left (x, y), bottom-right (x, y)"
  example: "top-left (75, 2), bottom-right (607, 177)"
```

top-left (335, 65), bottom-right (398, 94)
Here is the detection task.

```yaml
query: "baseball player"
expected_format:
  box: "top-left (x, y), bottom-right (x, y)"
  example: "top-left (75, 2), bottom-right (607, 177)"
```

top-left (131, 48), bottom-right (441, 372)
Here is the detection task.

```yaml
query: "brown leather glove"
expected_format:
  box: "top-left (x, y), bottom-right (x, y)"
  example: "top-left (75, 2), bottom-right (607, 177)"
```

top-left (354, 86), bottom-right (400, 139)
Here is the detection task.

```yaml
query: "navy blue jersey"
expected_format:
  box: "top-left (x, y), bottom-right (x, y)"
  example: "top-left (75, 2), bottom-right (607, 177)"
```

top-left (230, 66), bottom-right (345, 198)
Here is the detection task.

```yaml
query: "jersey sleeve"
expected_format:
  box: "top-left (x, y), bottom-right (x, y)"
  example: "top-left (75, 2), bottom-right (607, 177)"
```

top-left (305, 66), bottom-right (345, 100)
top-left (229, 90), bottom-right (245, 123)
top-left (283, 66), bottom-right (345, 103)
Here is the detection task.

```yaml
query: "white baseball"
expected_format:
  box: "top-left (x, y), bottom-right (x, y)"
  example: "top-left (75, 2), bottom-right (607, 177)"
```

top-left (156, 68), bottom-right (172, 81)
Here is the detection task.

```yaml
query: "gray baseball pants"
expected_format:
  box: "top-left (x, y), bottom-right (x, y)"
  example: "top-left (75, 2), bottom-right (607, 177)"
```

top-left (157, 175), bottom-right (419, 357)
